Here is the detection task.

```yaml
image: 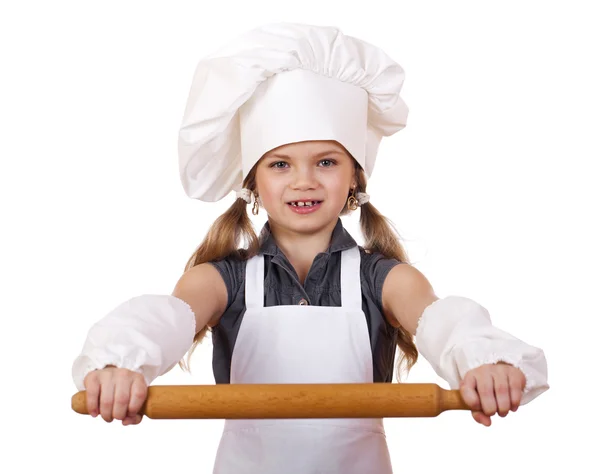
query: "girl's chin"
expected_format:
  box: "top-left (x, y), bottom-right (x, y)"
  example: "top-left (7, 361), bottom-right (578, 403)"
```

top-left (267, 206), bottom-right (341, 229)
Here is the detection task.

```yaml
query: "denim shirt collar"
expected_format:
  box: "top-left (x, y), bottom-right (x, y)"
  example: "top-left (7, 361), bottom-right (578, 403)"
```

top-left (258, 217), bottom-right (358, 257)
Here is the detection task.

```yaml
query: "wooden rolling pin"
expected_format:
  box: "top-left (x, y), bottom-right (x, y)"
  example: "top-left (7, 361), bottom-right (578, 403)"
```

top-left (72, 383), bottom-right (469, 419)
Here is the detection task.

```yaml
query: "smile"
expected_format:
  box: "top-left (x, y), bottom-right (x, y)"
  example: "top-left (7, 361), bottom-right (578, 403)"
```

top-left (286, 201), bottom-right (323, 214)
top-left (288, 201), bottom-right (322, 207)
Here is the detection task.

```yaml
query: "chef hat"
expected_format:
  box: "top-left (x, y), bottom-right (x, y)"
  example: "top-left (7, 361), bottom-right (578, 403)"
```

top-left (178, 22), bottom-right (409, 202)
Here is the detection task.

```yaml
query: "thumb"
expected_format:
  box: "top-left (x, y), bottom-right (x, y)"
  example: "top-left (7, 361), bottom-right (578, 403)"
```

top-left (472, 410), bottom-right (492, 427)
top-left (122, 413), bottom-right (144, 426)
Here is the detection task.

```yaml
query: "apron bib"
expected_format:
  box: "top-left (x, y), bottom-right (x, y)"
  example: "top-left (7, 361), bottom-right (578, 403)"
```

top-left (212, 246), bottom-right (393, 474)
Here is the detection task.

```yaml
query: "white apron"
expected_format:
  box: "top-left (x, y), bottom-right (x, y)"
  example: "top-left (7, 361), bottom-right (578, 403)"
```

top-left (212, 246), bottom-right (393, 474)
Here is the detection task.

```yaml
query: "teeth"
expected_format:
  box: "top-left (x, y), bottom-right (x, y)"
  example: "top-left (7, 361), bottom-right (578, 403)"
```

top-left (291, 201), bottom-right (317, 207)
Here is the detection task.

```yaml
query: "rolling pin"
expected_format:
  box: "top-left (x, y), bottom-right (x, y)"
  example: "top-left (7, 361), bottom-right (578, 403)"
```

top-left (71, 383), bottom-right (469, 419)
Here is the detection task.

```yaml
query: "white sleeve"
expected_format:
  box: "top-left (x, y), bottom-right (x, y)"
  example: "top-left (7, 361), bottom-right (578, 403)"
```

top-left (415, 295), bottom-right (549, 405)
top-left (71, 294), bottom-right (197, 391)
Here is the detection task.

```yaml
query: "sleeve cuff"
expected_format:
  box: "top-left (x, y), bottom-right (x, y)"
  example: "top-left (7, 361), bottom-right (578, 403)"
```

top-left (452, 339), bottom-right (550, 405)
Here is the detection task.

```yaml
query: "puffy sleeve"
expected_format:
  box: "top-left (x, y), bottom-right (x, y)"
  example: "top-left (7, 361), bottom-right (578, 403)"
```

top-left (415, 295), bottom-right (549, 405)
top-left (71, 294), bottom-right (196, 391)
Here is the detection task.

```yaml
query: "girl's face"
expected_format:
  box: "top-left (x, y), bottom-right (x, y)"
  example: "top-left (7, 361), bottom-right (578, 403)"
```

top-left (254, 140), bottom-right (356, 234)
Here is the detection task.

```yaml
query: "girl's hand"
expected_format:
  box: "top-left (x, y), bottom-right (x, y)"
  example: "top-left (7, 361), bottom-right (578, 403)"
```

top-left (83, 365), bottom-right (148, 426)
top-left (459, 362), bottom-right (526, 427)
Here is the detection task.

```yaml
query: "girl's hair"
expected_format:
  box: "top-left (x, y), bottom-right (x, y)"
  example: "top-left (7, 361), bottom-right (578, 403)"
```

top-left (178, 157), bottom-right (418, 381)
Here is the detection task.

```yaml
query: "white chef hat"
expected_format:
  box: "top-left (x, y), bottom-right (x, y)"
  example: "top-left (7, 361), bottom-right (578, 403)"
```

top-left (178, 22), bottom-right (409, 202)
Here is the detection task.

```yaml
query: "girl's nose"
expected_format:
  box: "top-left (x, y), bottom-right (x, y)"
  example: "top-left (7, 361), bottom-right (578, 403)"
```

top-left (291, 167), bottom-right (318, 190)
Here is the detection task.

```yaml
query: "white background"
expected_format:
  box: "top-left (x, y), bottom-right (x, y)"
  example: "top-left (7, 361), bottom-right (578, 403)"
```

top-left (1, 0), bottom-right (598, 472)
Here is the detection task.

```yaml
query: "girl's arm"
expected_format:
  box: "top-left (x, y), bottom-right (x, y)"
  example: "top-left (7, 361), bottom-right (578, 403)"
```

top-left (72, 264), bottom-right (228, 391)
top-left (381, 263), bottom-right (439, 335)
top-left (381, 264), bottom-right (549, 425)
top-left (172, 263), bottom-right (228, 330)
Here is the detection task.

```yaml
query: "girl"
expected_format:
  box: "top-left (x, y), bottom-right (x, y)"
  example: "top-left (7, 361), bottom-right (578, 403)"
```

top-left (72, 23), bottom-right (549, 474)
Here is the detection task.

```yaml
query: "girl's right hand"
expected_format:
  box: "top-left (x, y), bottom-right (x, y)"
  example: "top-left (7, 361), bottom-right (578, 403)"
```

top-left (83, 365), bottom-right (148, 426)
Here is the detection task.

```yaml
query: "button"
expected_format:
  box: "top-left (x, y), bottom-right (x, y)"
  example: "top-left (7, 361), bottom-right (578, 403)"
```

top-left (298, 298), bottom-right (308, 305)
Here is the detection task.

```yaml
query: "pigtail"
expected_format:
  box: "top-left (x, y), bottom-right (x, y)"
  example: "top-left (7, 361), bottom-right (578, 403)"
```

top-left (179, 173), bottom-right (261, 372)
top-left (354, 166), bottom-right (419, 381)
top-left (183, 198), bottom-right (260, 272)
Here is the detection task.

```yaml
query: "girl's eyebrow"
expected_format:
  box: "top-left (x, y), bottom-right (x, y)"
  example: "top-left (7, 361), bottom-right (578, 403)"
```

top-left (266, 150), bottom-right (345, 160)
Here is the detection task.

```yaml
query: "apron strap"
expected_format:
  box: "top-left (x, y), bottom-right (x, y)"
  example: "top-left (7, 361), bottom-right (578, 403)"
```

top-left (245, 254), bottom-right (265, 309)
top-left (340, 246), bottom-right (362, 308)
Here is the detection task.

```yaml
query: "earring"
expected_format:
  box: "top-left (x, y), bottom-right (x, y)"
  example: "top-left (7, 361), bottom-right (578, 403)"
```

top-left (347, 188), bottom-right (358, 211)
top-left (252, 192), bottom-right (260, 215)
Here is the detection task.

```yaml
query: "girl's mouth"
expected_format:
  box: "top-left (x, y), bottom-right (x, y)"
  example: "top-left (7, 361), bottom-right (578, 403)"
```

top-left (287, 200), bottom-right (323, 214)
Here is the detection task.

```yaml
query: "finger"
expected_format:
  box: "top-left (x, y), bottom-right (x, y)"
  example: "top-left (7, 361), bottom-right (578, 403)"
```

top-left (509, 370), bottom-right (526, 411)
top-left (123, 413), bottom-right (144, 426)
top-left (127, 375), bottom-right (148, 418)
top-left (493, 372), bottom-right (511, 417)
top-left (84, 371), bottom-right (100, 418)
top-left (460, 373), bottom-right (481, 411)
top-left (99, 377), bottom-right (116, 423)
top-left (475, 372), bottom-right (497, 417)
top-left (471, 410), bottom-right (492, 427)
top-left (112, 371), bottom-right (134, 421)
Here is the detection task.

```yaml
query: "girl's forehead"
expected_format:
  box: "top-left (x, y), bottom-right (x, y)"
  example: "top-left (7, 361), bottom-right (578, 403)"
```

top-left (264, 140), bottom-right (349, 158)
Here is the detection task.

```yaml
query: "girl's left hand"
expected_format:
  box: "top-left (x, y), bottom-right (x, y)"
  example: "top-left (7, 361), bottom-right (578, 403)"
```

top-left (460, 362), bottom-right (526, 427)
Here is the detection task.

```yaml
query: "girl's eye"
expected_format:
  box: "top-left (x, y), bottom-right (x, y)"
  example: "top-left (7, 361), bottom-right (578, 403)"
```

top-left (319, 159), bottom-right (336, 167)
top-left (269, 159), bottom-right (337, 168)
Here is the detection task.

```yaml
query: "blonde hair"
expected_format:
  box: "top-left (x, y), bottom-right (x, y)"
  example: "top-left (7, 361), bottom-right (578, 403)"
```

top-left (178, 159), bottom-right (418, 381)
